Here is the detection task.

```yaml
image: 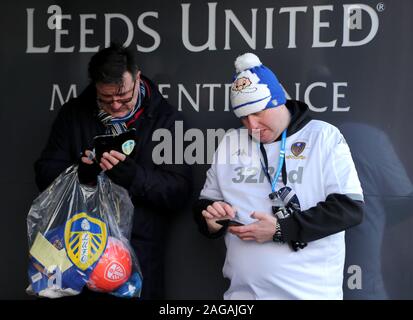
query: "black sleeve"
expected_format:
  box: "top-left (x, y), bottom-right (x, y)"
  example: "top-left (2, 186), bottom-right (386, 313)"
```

top-left (128, 162), bottom-right (192, 212)
top-left (126, 112), bottom-right (193, 213)
top-left (193, 199), bottom-right (228, 239)
top-left (279, 193), bottom-right (364, 243)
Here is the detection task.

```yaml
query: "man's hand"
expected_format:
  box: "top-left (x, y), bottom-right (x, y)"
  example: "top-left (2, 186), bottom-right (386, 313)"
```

top-left (202, 201), bottom-right (236, 233)
top-left (81, 149), bottom-right (95, 165)
top-left (100, 150), bottom-right (137, 190)
top-left (229, 211), bottom-right (277, 243)
top-left (99, 150), bottom-right (126, 171)
top-left (78, 149), bottom-right (101, 185)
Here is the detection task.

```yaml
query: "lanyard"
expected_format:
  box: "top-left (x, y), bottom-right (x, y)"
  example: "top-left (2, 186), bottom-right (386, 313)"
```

top-left (257, 129), bottom-right (287, 193)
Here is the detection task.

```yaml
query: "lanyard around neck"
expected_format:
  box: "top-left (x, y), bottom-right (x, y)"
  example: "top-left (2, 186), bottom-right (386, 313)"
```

top-left (257, 129), bottom-right (287, 193)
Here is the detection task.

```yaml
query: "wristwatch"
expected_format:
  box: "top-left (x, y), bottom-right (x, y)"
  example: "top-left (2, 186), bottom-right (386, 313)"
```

top-left (272, 205), bottom-right (291, 219)
top-left (272, 220), bottom-right (284, 243)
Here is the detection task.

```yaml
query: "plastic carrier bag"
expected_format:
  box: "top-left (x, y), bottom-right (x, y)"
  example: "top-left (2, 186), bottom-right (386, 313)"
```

top-left (26, 165), bottom-right (142, 298)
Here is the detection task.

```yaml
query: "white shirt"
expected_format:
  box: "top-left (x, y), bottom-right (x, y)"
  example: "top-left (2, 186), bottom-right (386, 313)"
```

top-left (200, 120), bottom-right (363, 299)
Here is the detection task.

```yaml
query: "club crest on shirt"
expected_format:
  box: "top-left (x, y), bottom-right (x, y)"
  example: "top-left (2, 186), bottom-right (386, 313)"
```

top-left (287, 142), bottom-right (307, 160)
top-left (64, 212), bottom-right (107, 271)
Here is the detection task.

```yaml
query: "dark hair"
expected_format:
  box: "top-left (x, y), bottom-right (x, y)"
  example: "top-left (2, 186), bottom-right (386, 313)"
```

top-left (88, 43), bottom-right (138, 85)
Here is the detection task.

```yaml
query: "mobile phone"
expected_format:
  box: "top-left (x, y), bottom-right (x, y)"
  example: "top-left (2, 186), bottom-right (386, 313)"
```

top-left (93, 129), bottom-right (136, 162)
top-left (216, 219), bottom-right (244, 227)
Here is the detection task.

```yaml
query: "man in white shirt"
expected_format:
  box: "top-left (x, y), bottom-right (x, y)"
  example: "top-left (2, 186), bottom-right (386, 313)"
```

top-left (193, 53), bottom-right (364, 299)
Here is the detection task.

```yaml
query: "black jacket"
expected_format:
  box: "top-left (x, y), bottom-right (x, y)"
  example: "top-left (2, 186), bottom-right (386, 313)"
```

top-left (35, 76), bottom-right (192, 299)
top-left (193, 100), bottom-right (363, 244)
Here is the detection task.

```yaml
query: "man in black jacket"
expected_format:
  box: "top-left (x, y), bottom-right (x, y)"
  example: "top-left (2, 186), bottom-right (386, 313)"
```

top-left (35, 43), bottom-right (192, 299)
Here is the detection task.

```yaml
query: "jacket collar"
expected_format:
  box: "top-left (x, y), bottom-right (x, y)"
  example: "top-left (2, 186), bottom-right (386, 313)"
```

top-left (285, 100), bottom-right (312, 137)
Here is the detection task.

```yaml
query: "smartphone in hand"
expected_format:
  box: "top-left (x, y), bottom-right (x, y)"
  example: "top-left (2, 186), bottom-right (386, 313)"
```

top-left (93, 128), bottom-right (136, 162)
top-left (216, 219), bottom-right (244, 227)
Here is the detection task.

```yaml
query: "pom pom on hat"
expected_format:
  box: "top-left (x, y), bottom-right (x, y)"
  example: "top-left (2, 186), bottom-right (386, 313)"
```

top-left (230, 53), bottom-right (286, 118)
top-left (234, 53), bottom-right (262, 73)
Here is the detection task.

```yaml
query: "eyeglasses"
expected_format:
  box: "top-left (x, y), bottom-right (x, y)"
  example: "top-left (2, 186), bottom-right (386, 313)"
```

top-left (96, 79), bottom-right (137, 107)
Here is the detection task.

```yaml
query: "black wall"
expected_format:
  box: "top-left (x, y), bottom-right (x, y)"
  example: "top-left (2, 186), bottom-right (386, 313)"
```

top-left (1, 0), bottom-right (412, 299)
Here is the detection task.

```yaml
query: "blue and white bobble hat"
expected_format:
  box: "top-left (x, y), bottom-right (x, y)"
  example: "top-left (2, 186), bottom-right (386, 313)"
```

top-left (230, 53), bottom-right (286, 118)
